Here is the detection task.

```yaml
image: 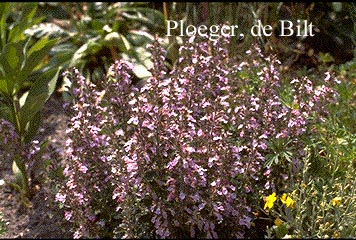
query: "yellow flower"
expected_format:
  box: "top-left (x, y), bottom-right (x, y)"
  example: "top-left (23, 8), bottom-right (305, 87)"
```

top-left (281, 193), bottom-right (295, 208)
top-left (264, 192), bottom-right (277, 210)
top-left (281, 193), bottom-right (287, 201)
top-left (331, 197), bottom-right (342, 206)
top-left (274, 217), bottom-right (284, 226)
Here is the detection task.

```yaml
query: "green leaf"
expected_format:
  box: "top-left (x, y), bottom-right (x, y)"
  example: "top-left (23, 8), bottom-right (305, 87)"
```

top-left (7, 3), bottom-right (43, 43)
top-left (119, 7), bottom-right (165, 32)
top-left (23, 111), bottom-right (41, 144)
top-left (0, 41), bottom-right (26, 95)
top-left (0, 3), bottom-right (11, 49)
top-left (87, 38), bottom-right (103, 55)
top-left (12, 154), bottom-right (30, 198)
top-left (12, 159), bottom-right (25, 190)
top-left (104, 32), bottom-right (120, 46)
top-left (28, 36), bottom-right (57, 58)
top-left (1, 42), bottom-right (24, 73)
top-left (70, 43), bottom-right (88, 67)
top-left (19, 67), bottom-right (60, 135)
top-left (127, 30), bottom-right (154, 46)
top-left (6, 44), bottom-right (20, 70)
top-left (23, 37), bottom-right (58, 74)
top-left (0, 79), bottom-right (8, 96)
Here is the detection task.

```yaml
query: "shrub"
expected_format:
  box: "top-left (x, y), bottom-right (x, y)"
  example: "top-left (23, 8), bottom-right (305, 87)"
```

top-left (57, 35), bottom-right (339, 238)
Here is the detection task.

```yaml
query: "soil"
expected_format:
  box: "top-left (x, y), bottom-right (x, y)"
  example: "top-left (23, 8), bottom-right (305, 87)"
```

top-left (0, 92), bottom-right (73, 238)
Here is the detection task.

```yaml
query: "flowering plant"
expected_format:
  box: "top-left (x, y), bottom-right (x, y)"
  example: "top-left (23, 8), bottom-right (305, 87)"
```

top-left (57, 35), bottom-right (341, 238)
top-left (262, 191), bottom-right (297, 238)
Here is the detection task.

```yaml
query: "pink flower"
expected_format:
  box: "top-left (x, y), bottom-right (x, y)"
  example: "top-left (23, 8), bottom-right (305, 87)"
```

top-left (79, 165), bottom-right (88, 174)
top-left (64, 211), bottom-right (72, 221)
top-left (55, 193), bottom-right (66, 203)
top-left (179, 192), bottom-right (186, 200)
top-left (142, 119), bottom-right (155, 131)
top-left (166, 156), bottom-right (180, 170)
top-left (127, 116), bottom-right (139, 125)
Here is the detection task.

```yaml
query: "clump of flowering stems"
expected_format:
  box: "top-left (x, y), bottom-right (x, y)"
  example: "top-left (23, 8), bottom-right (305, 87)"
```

top-left (57, 35), bottom-right (338, 238)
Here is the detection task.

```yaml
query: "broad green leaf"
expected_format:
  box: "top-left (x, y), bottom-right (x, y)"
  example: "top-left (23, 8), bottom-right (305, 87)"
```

top-left (0, 42), bottom-right (26, 95)
top-left (19, 67), bottom-right (60, 133)
top-left (127, 30), bottom-right (154, 46)
top-left (7, 3), bottom-right (43, 43)
top-left (19, 93), bottom-right (47, 134)
top-left (0, 41), bottom-right (25, 72)
top-left (38, 43), bottom-right (77, 74)
top-left (27, 36), bottom-right (55, 56)
top-left (6, 45), bottom-right (19, 70)
top-left (23, 37), bottom-right (58, 74)
top-left (91, 19), bottom-right (106, 31)
top-left (70, 43), bottom-right (88, 67)
top-left (21, 37), bottom-right (31, 69)
top-left (104, 32), bottom-right (132, 52)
